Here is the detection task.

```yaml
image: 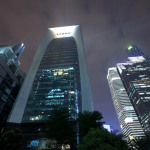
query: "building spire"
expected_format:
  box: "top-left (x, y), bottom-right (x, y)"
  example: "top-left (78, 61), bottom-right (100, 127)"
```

top-left (126, 45), bottom-right (149, 61)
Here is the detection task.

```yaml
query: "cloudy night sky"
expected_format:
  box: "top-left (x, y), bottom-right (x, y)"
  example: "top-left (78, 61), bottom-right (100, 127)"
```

top-left (1, 0), bottom-right (150, 132)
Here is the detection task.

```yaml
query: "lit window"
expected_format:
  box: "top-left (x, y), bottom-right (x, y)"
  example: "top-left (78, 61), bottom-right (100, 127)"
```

top-left (125, 117), bottom-right (133, 124)
top-left (139, 92), bottom-right (145, 95)
top-left (69, 91), bottom-right (74, 94)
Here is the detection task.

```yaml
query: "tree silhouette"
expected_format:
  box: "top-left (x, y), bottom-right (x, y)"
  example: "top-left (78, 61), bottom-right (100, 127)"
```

top-left (0, 129), bottom-right (23, 150)
top-left (77, 128), bottom-right (129, 150)
top-left (46, 108), bottom-right (75, 150)
top-left (77, 110), bottom-right (104, 141)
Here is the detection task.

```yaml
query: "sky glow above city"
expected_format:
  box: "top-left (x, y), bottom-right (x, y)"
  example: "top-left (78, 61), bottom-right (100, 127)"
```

top-left (1, 0), bottom-right (150, 132)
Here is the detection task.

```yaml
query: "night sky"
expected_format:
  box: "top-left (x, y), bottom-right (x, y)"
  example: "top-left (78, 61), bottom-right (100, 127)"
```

top-left (1, 0), bottom-right (150, 132)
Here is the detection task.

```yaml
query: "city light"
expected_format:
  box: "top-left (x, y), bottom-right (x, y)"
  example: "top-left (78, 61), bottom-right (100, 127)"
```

top-left (128, 46), bottom-right (133, 50)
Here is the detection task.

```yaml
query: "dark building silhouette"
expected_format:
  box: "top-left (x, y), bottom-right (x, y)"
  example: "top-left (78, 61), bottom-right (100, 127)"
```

top-left (0, 43), bottom-right (25, 132)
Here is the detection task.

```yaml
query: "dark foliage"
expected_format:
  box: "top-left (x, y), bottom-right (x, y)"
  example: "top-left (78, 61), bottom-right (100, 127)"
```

top-left (78, 111), bottom-right (104, 141)
top-left (46, 108), bottom-right (75, 149)
top-left (77, 128), bottom-right (129, 150)
top-left (0, 129), bottom-right (23, 150)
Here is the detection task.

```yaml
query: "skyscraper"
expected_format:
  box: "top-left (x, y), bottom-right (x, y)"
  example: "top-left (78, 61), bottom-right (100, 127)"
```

top-left (0, 42), bottom-right (25, 66)
top-left (107, 45), bottom-right (150, 142)
top-left (107, 67), bottom-right (145, 141)
top-left (0, 43), bottom-right (25, 131)
top-left (8, 25), bottom-right (93, 147)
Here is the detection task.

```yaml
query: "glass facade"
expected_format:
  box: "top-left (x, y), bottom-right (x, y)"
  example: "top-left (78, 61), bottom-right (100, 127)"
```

top-left (7, 26), bottom-right (93, 150)
top-left (0, 43), bottom-right (25, 66)
top-left (119, 61), bottom-right (150, 132)
top-left (22, 37), bottom-right (81, 122)
top-left (0, 43), bottom-right (25, 131)
top-left (107, 68), bottom-right (145, 141)
top-left (107, 45), bottom-right (150, 142)
top-left (0, 62), bottom-right (20, 130)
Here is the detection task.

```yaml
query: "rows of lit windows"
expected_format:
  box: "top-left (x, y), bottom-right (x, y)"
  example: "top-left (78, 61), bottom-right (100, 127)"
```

top-left (40, 60), bottom-right (78, 65)
top-left (22, 37), bottom-right (81, 122)
top-left (115, 61), bottom-right (150, 135)
top-left (44, 49), bottom-right (77, 54)
top-left (108, 67), bottom-right (145, 141)
top-left (0, 64), bottom-right (20, 129)
top-left (39, 62), bottom-right (79, 69)
top-left (42, 55), bottom-right (78, 60)
top-left (40, 59), bottom-right (76, 65)
top-left (42, 57), bottom-right (78, 61)
top-left (42, 55), bottom-right (78, 61)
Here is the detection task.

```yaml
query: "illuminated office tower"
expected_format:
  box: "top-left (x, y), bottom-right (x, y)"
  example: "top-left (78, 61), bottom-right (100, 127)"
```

top-left (8, 26), bottom-right (93, 146)
top-left (107, 67), bottom-right (145, 141)
top-left (107, 45), bottom-right (150, 141)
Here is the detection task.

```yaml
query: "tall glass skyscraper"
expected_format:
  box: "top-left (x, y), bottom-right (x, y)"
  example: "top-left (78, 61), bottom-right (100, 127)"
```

top-left (8, 26), bottom-right (93, 147)
top-left (107, 67), bottom-right (145, 142)
top-left (107, 45), bottom-right (150, 142)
